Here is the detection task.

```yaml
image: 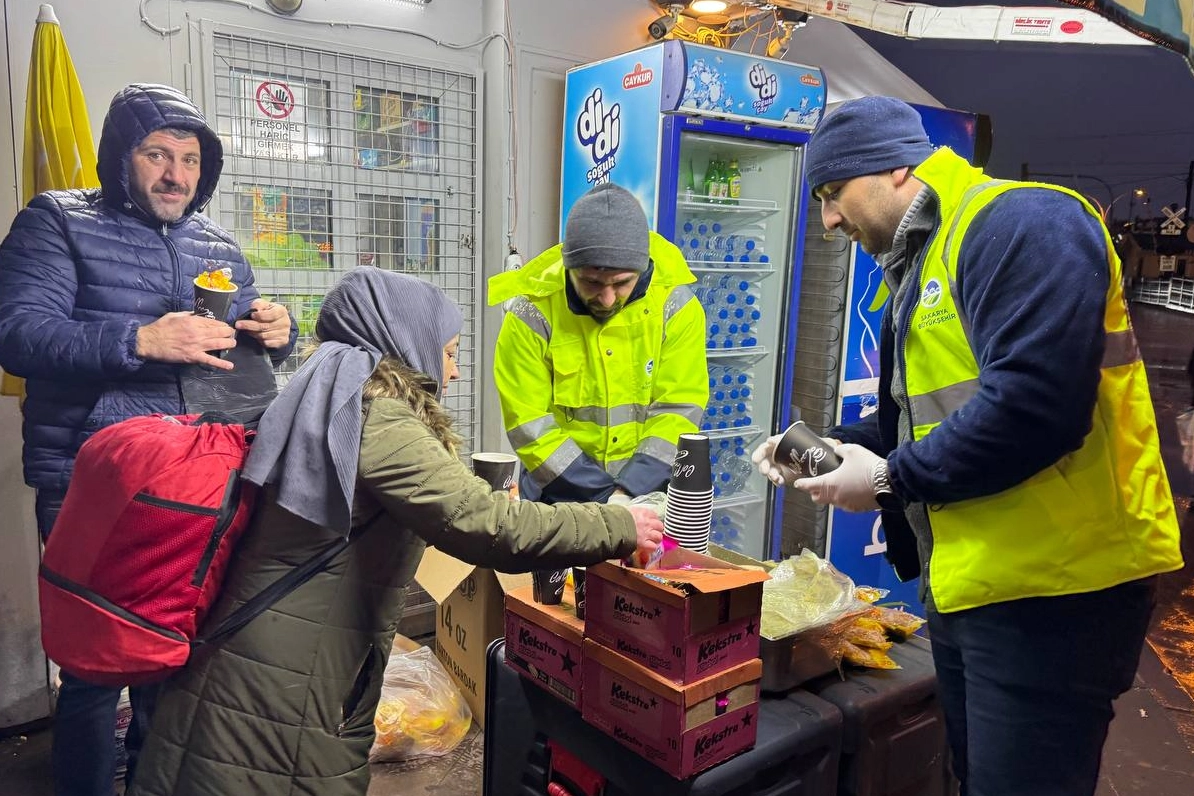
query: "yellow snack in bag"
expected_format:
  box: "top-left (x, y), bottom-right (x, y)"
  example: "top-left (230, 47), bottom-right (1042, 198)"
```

top-left (839, 639), bottom-right (901, 670)
top-left (874, 606), bottom-right (927, 641)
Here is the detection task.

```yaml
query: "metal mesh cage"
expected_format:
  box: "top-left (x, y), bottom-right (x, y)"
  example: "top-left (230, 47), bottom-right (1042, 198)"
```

top-left (206, 32), bottom-right (480, 444)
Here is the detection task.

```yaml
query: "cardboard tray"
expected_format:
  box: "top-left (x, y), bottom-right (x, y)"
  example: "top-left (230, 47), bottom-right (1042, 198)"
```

top-left (706, 545), bottom-right (839, 693)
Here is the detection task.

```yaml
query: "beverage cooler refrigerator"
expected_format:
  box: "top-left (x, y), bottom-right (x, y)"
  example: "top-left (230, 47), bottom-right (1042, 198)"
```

top-left (560, 42), bottom-right (826, 560)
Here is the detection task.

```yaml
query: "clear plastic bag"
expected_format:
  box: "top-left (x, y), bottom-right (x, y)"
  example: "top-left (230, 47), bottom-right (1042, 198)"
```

top-left (368, 636), bottom-right (472, 763)
top-left (628, 490), bottom-right (668, 518)
top-left (759, 549), bottom-right (872, 639)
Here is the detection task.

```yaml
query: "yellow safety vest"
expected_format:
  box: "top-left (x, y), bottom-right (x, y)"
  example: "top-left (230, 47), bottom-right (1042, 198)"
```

top-left (904, 149), bottom-right (1182, 612)
top-left (488, 232), bottom-right (708, 490)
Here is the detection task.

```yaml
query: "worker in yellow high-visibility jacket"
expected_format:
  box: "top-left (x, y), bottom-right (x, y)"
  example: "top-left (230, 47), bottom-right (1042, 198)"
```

top-left (754, 96), bottom-right (1183, 796)
top-left (489, 183), bottom-right (708, 504)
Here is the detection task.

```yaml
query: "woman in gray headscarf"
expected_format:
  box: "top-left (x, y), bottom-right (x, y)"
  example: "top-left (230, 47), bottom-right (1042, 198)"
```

top-left (129, 267), bottom-right (664, 796)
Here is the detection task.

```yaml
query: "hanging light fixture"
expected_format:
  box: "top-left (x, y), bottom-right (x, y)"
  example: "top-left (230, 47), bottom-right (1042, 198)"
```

top-left (689, 0), bottom-right (728, 12)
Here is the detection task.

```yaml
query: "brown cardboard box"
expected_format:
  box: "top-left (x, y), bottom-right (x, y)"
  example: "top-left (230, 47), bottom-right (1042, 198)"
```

top-left (503, 584), bottom-right (585, 710)
top-left (414, 548), bottom-right (531, 729)
top-left (584, 546), bottom-right (768, 683)
top-left (582, 639), bottom-right (761, 779)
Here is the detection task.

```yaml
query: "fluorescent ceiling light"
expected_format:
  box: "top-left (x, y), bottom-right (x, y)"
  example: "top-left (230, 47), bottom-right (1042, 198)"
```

top-left (690, 1), bottom-right (728, 13)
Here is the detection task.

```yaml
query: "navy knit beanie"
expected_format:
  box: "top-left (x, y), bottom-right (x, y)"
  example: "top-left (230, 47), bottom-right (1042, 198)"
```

top-left (563, 183), bottom-right (650, 272)
top-left (805, 96), bottom-right (935, 192)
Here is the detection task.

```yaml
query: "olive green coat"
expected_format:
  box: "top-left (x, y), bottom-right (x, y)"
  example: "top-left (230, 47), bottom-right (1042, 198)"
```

top-left (127, 397), bottom-right (636, 796)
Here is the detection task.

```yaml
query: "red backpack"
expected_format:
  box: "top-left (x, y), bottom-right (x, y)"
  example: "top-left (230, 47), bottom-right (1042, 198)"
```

top-left (39, 410), bottom-right (371, 686)
top-left (38, 413), bottom-right (261, 685)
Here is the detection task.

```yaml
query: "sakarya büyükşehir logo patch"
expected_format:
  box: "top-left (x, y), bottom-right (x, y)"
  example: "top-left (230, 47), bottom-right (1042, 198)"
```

top-left (921, 278), bottom-right (943, 309)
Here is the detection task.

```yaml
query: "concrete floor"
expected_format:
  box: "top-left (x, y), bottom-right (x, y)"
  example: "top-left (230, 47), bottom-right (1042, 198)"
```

top-left (2, 302), bottom-right (1194, 795)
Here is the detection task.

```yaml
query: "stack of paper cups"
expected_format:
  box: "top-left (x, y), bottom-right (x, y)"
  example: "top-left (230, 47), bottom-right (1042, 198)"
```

top-left (664, 433), bottom-right (713, 554)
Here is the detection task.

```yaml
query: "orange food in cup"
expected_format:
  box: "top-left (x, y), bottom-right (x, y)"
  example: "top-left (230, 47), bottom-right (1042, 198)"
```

top-left (195, 270), bottom-right (235, 290)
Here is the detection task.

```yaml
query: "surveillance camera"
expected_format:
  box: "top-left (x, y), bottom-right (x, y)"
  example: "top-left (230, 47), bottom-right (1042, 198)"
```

top-left (648, 13), bottom-right (678, 40)
top-left (265, 0), bottom-right (302, 14)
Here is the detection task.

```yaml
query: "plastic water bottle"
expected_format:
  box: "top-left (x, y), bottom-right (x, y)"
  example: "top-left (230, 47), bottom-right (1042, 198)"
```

top-left (723, 456), bottom-right (754, 494)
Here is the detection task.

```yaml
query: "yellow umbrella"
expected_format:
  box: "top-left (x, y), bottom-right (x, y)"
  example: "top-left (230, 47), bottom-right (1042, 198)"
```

top-left (2, 4), bottom-right (98, 399)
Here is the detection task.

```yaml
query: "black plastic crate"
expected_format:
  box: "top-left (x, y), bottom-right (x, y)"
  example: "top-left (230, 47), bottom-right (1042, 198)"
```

top-left (804, 636), bottom-right (953, 796)
top-left (483, 639), bottom-right (844, 796)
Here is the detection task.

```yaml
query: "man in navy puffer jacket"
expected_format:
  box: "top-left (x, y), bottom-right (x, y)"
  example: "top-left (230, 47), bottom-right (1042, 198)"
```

top-left (0, 83), bottom-right (297, 796)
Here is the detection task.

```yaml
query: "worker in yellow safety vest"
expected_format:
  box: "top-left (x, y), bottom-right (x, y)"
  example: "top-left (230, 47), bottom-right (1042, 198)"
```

top-left (489, 182), bottom-right (708, 504)
top-left (752, 96), bottom-right (1182, 796)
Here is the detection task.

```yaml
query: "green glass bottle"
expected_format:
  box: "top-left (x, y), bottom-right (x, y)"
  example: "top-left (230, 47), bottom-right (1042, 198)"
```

top-left (704, 156), bottom-right (720, 202)
top-left (727, 158), bottom-right (742, 205)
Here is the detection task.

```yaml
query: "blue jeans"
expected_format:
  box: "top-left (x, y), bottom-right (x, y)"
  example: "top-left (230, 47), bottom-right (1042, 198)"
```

top-left (37, 490), bottom-right (161, 796)
top-left (927, 577), bottom-right (1157, 796)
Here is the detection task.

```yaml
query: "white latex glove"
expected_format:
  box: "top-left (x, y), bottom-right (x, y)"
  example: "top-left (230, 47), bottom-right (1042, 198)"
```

top-left (793, 443), bottom-right (883, 512)
top-left (607, 490), bottom-right (633, 506)
top-left (751, 433), bottom-right (796, 486)
top-left (750, 433), bottom-right (842, 487)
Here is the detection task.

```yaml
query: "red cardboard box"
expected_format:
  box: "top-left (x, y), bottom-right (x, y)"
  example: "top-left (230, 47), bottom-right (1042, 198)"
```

top-left (503, 584), bottom-right (585, 710)
top-left (584, 546), bottom-right (767, 683)
top-left (581, 639), bottom-right (761, 779)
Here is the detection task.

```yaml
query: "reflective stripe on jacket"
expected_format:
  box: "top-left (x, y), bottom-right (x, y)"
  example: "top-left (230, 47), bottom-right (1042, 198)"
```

top-left (488, 232), bottom-right (707, 499)
top-left (905, 150), bottom-right (1182, 613)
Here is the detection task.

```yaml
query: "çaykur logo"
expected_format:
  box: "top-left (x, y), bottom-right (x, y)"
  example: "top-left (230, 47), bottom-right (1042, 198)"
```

top-left (748, 62), bottom-right (778, 114)
top-left (577, 87), bottom-right (620, 185)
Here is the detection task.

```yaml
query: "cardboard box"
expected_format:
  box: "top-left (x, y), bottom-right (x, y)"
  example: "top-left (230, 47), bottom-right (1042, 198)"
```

top-left (414, 548), bottom-right (531, 729)
top-left (582, 639), bottom-right (761, 779)
top-left (584, 546), bottom-right (768, 683)
top-left (503, 584), bottom-right (585, 710)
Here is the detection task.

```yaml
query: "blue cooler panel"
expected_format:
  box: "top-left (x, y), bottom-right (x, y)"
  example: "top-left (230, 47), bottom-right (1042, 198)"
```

top-left (483, 639), bottom-right (843, 796)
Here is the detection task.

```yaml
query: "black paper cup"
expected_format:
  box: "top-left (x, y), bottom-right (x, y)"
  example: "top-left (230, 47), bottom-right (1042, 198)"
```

top-left (664, 488), bottom-right (715, 505)
top-left (471, 452), bottom-right (518, 492)
top-left (532, 568), bottom-right (567, 605)
top-left (572, 566), bottom-right (587, 619)
top-left (670, 433), bottom-right (713, 492)
top-left (774, 421), bottom-right (841, 478)
top-left (666, 515), bottom-right (713, 531)
top-left (193, 280), bottom-right (238, 322)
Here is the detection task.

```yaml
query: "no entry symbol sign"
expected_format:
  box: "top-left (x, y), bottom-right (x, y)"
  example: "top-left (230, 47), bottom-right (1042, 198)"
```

top-left (255, 81), bottom-right (295, 119)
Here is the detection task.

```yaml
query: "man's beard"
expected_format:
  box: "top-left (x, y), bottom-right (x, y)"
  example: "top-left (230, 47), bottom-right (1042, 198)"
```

top-left (587, 300), bottom-right (624, 321)
top-left (147, 184), bottom-right (190, 223)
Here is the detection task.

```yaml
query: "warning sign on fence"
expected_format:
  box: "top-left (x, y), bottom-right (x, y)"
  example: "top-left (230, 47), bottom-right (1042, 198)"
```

top-left (238, 76), bottom-right (308, 161)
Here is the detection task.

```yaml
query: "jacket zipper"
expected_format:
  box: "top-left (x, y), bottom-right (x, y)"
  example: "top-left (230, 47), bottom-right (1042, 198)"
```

top-left (191, 469), bottom-right (243, 587)
top-left (895, 197), bottom-right (942, 434)
top-left (337, 643), bottom-right (376, 736)
top-left (161, 225), bottom-right (188, 410)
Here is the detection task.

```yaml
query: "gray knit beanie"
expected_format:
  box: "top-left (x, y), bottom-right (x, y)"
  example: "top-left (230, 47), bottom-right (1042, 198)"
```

top-left (805, 96), bottom-right (935, 192)
top-left (562, 183), bottom-right (650, 272)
